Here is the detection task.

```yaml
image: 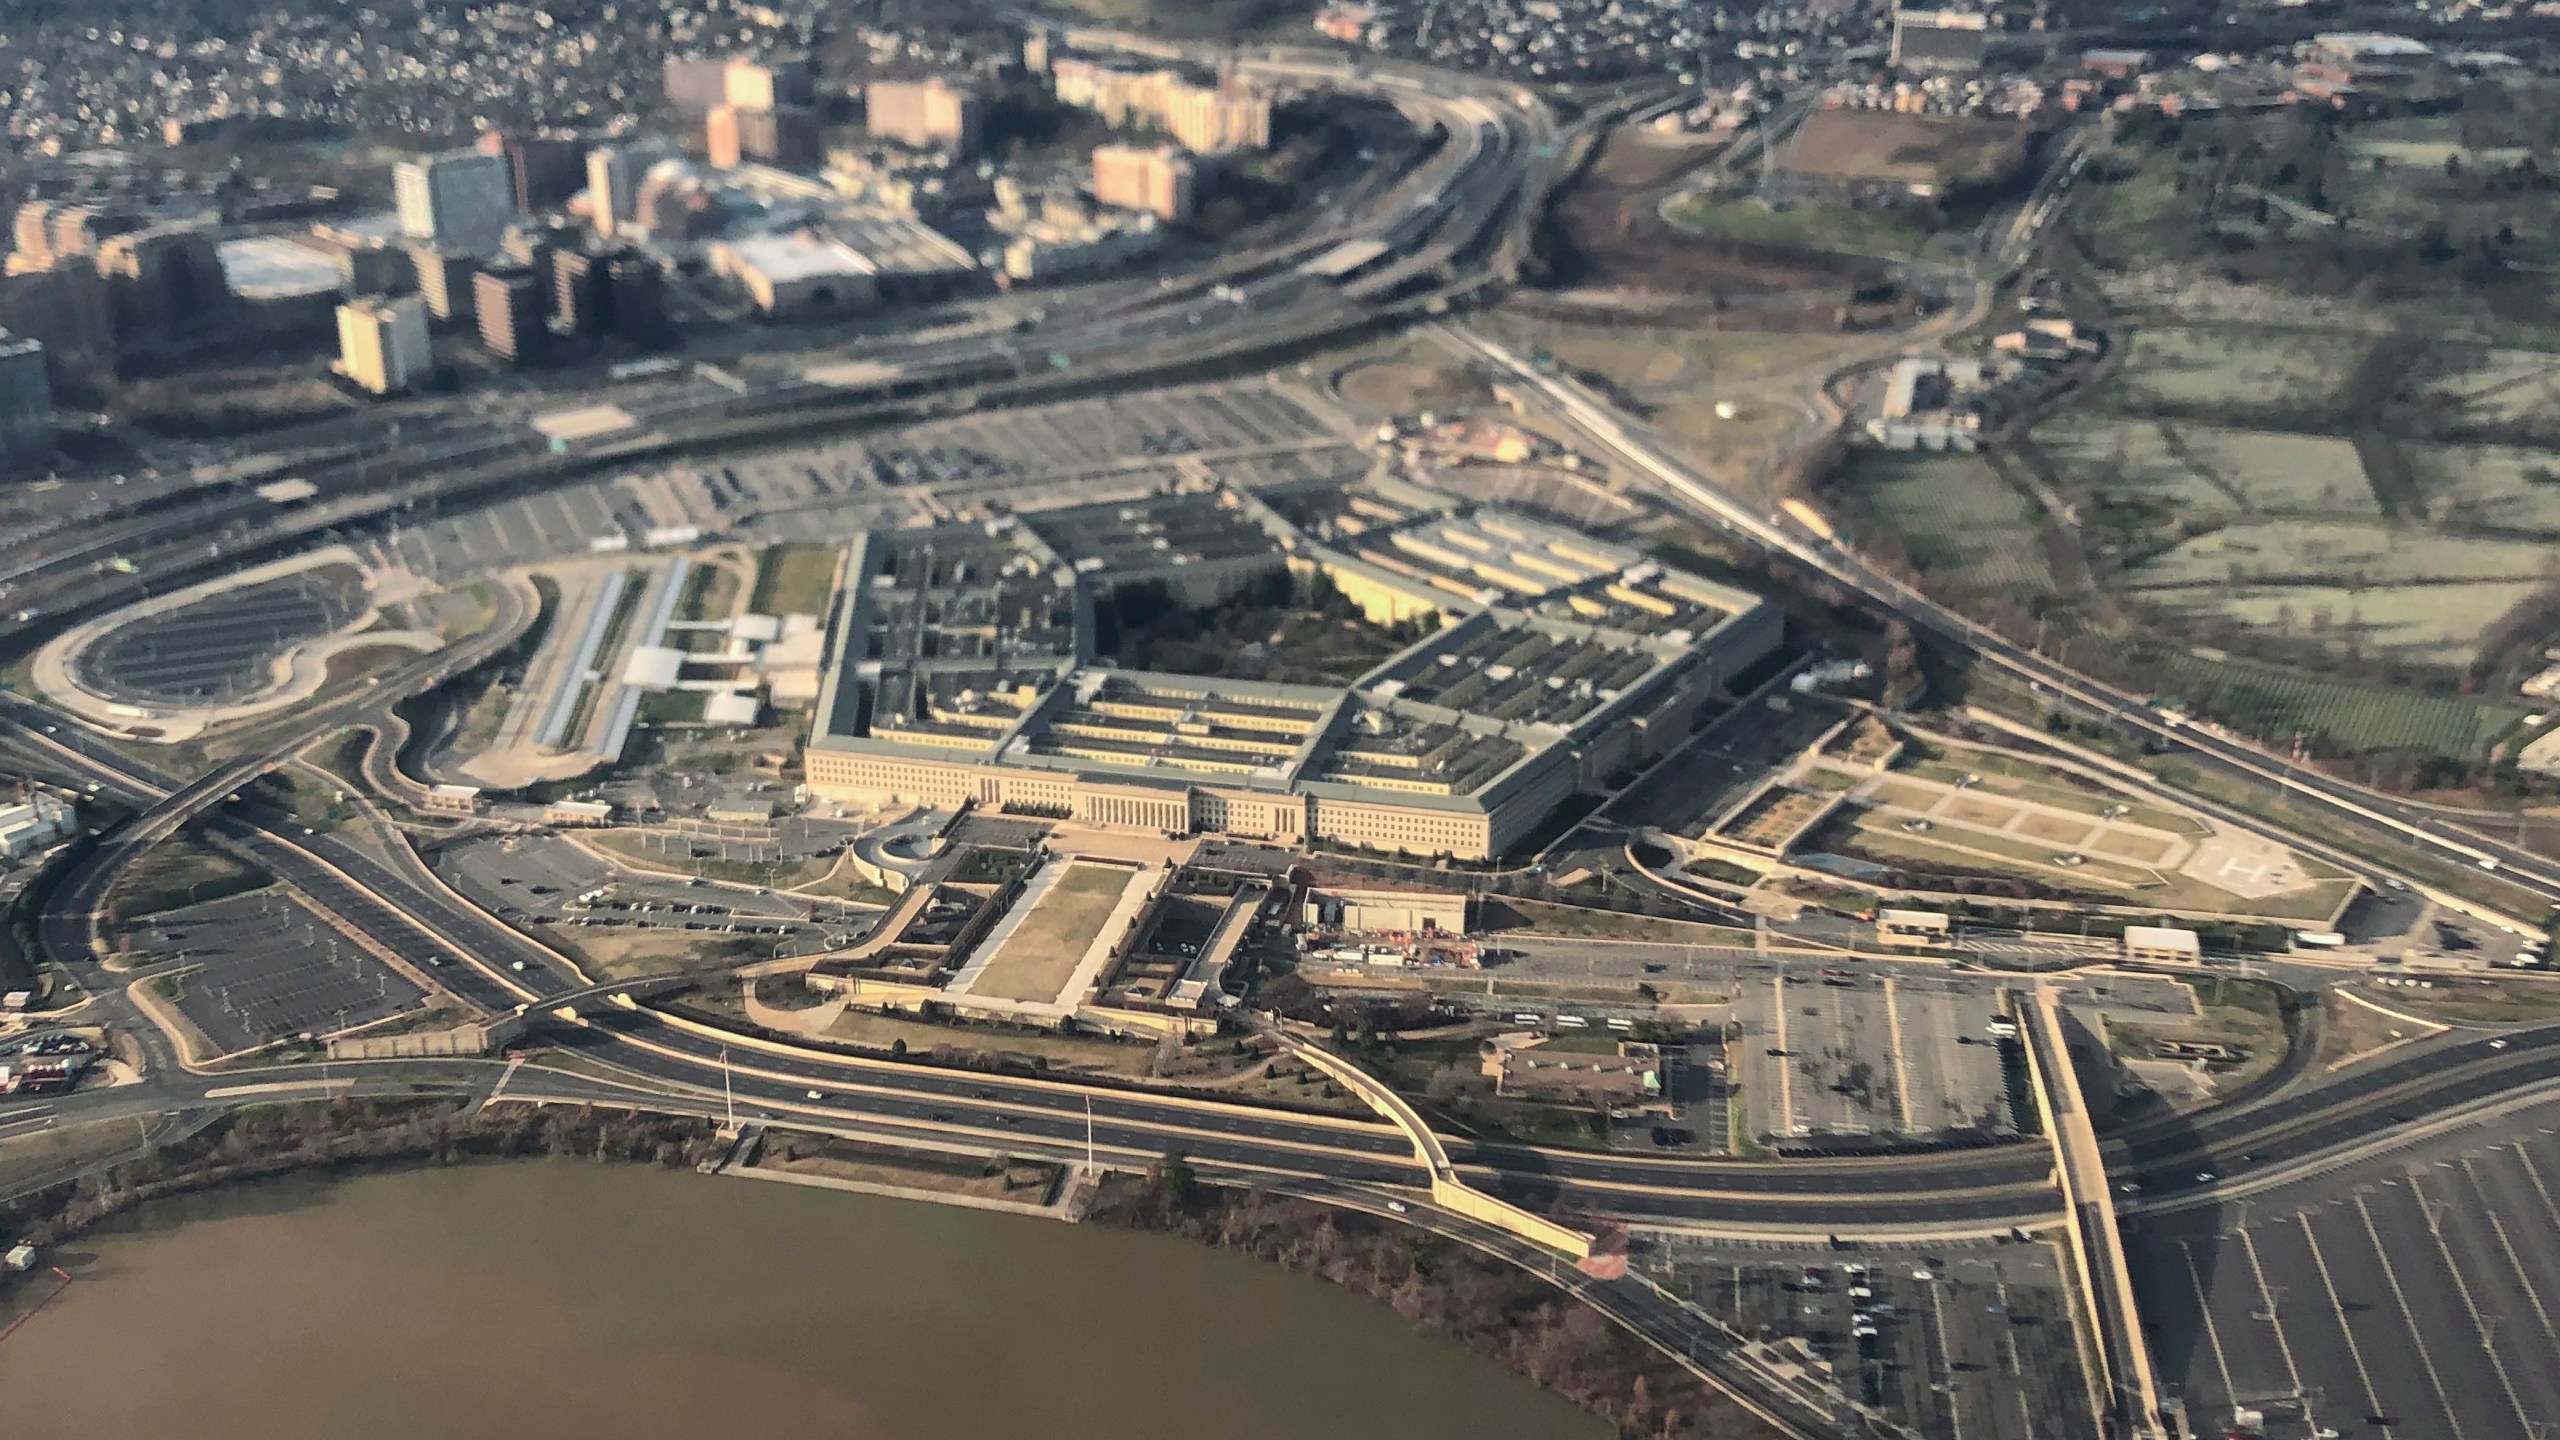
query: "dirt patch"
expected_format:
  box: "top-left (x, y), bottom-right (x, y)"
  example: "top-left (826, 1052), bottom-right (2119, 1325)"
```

top-left (2015, 811), bottom-right (2096, 845)
top-left (1943, 796), bottom-right (2019, 828)
top-left (2087, 830), bottom-right (2173, 864)
top-left (1870, 779), bottom-right (1942, 811)
top-left (1785, 110), bottom-right (2024, 189)
top-left (1336, 359), bottom-right (1493, 417)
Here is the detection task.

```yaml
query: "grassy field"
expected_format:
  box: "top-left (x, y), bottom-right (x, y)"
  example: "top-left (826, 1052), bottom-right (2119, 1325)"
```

top-left (746, 544), bottom-right (842, 619)
top-left (1665, 195), bottom-right (1939, 259)
top-left (0, 1119), bottom-right (140, 1193)
top-left (104, 839), bottom-right (269, 926)
top-left (969, 861), bottom-right (1140, 1004)
top-left (674, 562), bottom-right (741, 623)
top-left (2145, 650), bottom-right (2523, 756)
top-left (2409, 442), bottom-right (2560, 535)
top-left (2106, 326), bottom-right (2358, 417)
top-left (1837, 451), bottom-right (2056, 597)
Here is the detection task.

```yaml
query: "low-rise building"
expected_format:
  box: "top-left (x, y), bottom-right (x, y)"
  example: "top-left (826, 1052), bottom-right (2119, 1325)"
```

top-left (710, 232), bottom-right (880, 315)
top-left (0, 792), bottom-right (73, 860)
top-left (2122, 925), bottom-right (2203, 966)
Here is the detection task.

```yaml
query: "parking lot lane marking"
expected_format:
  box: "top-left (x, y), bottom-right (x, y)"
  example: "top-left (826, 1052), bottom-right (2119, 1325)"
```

top-left (2409, 1172), bottom-right (2535, 1438)
top-left (2473, 1168), bottom-right (2559, 1345)
top-left (1882, 975), bottom-right (1914, 1132)
top-left (2236, 1223), bottom-right (2319, 1439)
top-left (1925, 1277), bottom-right (1966, 1440)
top-left (1771, 975), bottom-right (1794, 1137)
top-left (2513, 1144), bottom-right (2560, 1237)
top-left (2177, 1239), bottom-right (2243, 1416)
top-left (2352, 1193), bottom-right (2464, 1440)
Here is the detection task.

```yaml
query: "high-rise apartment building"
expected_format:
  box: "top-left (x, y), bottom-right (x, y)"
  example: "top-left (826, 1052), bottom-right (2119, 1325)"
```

top-left (866, 77), bottom-right (981, 154)
top-left (1091, 144), bottom-right (1196, 223)
top-left (587, 146), bottom-right (640, 239)
top-left (472, 265), bottom-right (543, 364)
top-left (0, 332), bottom-right (53, 475)
top-left (395, 150), bottom-right (515, 256)
top-left (335, 294), bottom-right (432, 395)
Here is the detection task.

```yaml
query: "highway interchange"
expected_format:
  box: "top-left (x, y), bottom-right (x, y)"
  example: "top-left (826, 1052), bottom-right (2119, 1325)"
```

top-left (1, 27), bottom-right (2558, 1440)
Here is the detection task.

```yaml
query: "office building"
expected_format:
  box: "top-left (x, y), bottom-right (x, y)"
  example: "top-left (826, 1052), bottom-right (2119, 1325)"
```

top-left (708, 104), bottom-right (821, 170)
top-left (472, 265), bottom-right (543, 364)
top-left (550, 249), bottom-right (608, 337)
top-left (1092, 144), bottom-right (1195, 222)
top-left (0, 332), bottom-right (52, 474)
top-left (866, 77), bottom-right (981, 154)
top-left (605, 251), bottom-right (668, 343)
top-left (483, 131), bottom-right (588, 213)
top-left (406, 243), bottom-right (475, 321)
top-left (0, 262), bottom-right (115, 384)
top-left (663, 56), bottom-right (735, 116)
top-left (335, 294), bottom-right (432, 395)
top-left (1889, 9), bottom-right (1990, 71)
top-left (587, 146), bottom-right (640, 239)
top-left (394, 150), bottom-right (515, 256)
top-left (724, 54), bottom-right (814, 112)
top-left (95, 225), bottom-right (224, 347)
top-left (635, 171), bottom-right (722, 240)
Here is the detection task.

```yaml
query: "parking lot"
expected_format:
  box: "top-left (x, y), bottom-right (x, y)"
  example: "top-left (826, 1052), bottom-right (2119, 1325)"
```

top-left (1641, 1234), bottom-right (2099, 1440)
top-left (77, 562), bottom-right (371, 707)
top-left (1735, 973), bottom-right (2018, 1146)
top-left (436, 833), bottom-right (878, 961)
top-left (2130, 1093), bottom-right (2560, 1440)
top-left (373, 383), bottom-right (1363, 604)
top-left (129, 890), bottom-right (427, 1055)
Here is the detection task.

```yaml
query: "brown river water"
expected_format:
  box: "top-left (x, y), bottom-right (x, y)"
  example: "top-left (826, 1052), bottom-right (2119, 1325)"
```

top-left (0, 1162), bottom-right (1605, 1440)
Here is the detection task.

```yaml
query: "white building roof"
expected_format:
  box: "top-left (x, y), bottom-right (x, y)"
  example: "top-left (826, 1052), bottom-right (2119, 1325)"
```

top-left (621, 644), bottom-right (686, 690)
top-left (218, 235), bottom-right (342, 300)
top-left (704, 691), bottom-right (762, 726)
top-left (723, 232), bottom-right (879, 285)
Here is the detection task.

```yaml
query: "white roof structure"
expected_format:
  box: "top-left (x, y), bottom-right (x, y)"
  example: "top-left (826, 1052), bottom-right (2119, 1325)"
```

top-left (722, 232), bottom-right (878, 285)
top-left (621, 645), bottom-right (686, 690)
top-left (217, 235), bottom-right (342, 301)
top-left (704, 691), bottom-right (762, 726)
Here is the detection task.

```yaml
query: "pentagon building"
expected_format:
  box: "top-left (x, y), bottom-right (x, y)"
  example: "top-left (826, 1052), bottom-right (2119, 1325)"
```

top-left (804, 477), bottom-right (1781, 859)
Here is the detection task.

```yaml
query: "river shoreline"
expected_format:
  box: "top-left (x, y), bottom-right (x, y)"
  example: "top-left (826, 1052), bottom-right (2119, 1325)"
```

top-left (0, 1098), bottom-right (1765, 1439)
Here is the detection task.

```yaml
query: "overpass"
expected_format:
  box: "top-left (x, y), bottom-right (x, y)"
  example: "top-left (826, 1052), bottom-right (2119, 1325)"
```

top-left (2015, 986), bottom-right (2173, 1440)
top-left (1275, 1027), bottom-right (1596, 1260)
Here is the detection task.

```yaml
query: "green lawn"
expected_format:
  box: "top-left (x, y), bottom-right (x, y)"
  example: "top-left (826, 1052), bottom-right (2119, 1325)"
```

top-left (747, 544), bottom-right (843, 619)
top-left (1665, 195), bottom-right (1939, 259)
